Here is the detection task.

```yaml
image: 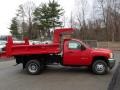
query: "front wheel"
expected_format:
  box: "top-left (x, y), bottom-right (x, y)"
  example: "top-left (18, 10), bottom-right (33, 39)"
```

top-left (26, 60), bottom-right (44, 75)
top-left (92, 60), bottom-right (108, 75)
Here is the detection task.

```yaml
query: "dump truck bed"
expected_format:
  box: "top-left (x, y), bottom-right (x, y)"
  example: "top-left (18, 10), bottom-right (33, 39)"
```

top-left (0, 36), bottom-right (60, 57)
top-left (7, 44), bottom-right (60, 56)
top-left (0, 28), bottom-right (74, 58)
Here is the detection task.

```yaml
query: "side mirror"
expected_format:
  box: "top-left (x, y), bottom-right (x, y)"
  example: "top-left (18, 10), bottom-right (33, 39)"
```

top-left (81, 45), bottom-right (86, 51)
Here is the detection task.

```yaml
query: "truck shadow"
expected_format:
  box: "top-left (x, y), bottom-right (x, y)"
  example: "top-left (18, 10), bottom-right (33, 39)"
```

top-left (43, 65), bottom-right (93, 75)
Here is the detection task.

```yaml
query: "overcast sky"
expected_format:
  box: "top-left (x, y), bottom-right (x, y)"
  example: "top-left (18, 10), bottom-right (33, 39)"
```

top-left (0, 0), bottom-right (93, 35)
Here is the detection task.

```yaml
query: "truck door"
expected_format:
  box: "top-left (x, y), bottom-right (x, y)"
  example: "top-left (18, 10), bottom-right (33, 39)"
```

top-left (63, 40), bottom-right (90, 65)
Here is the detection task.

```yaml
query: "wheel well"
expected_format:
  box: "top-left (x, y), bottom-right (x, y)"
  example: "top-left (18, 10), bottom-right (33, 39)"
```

top-left (92, 56), bottom-right (108, 66)
top-left (15, 55), bottom-right (49, 69)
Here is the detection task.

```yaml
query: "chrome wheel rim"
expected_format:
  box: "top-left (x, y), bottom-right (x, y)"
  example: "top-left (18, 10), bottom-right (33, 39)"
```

top-left (95, 63), bottom-right (105, 73)
top-left (28, 63), bottom-right (39, 73)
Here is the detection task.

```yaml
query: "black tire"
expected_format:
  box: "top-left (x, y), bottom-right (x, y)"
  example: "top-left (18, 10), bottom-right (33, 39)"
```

top-left (25, 60), bottom-right (44, 75)
top-left (92, 60), bottom-right (108, 75)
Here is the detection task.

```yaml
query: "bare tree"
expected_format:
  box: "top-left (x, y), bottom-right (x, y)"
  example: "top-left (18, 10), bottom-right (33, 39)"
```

top-left (74, 0), bottom-right (89, 40)
top-left (75, 0), bottom-right (88, 28)
top-left (69, 12), bottom-right (78, 28)
top-left (17, 1), bottom-right (36, 39)
top-left (17, 5), bottom-right (26, 37)
top-left (92, 0), bottom-right (120, 41)
top-left (108, 0), bottom-right (120, 41)
top-left (72, 0), bottom-right (120, 41)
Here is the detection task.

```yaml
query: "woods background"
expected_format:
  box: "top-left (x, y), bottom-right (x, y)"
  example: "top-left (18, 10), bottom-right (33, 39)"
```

top-left (9, 0), bottom-right (120, 42)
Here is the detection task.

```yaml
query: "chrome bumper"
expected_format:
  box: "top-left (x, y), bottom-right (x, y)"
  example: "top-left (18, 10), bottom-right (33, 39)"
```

top-left (108, 58), bottom-right (115, 69)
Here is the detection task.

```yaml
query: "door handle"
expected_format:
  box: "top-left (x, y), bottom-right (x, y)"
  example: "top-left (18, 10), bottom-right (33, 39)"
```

top-left (67, 51), bottom-right (73, 53)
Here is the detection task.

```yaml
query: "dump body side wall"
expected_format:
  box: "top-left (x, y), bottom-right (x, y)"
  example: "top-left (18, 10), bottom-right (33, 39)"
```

top-left (9, 44), bottom-right (60, 56)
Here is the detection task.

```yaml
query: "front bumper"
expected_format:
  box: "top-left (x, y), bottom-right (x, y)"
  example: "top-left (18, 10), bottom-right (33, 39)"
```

top-left (108, 58), bottom-right (115, 69)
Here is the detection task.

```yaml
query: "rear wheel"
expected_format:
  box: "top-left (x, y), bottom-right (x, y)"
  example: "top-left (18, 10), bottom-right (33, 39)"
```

top-left (26, 60), bottom-right (44, 75)
top-left (92, 60), bottom-right (108, 75)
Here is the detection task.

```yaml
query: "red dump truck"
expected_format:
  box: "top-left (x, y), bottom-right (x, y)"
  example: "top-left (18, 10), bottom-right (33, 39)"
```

top-left (0, 28), bottom-right (115, 75)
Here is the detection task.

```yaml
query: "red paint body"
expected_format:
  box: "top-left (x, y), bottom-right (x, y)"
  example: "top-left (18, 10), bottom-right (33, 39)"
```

top-left (63, 39), bottom-right (111, 66)
top-left (0, 28), bottom-right (112, 66)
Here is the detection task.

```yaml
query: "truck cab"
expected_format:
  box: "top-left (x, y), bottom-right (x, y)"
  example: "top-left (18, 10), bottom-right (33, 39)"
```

top-left (63, 38), bottom-right (115, 75)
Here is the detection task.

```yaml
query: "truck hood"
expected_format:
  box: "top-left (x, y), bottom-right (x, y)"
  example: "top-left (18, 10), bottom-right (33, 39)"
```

top-left (91, 48), bottom-right (112, 58)
top-left (93, 48), bottom-right (112, 53)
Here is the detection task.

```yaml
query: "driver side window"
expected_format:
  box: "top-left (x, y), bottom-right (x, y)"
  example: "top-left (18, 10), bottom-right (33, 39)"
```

top-left (68, 41), bottom-right (81, 49)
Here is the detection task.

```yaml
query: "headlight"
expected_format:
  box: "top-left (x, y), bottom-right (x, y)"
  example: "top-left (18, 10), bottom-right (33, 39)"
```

top-left (110, 53), bottom-right (113, 58)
